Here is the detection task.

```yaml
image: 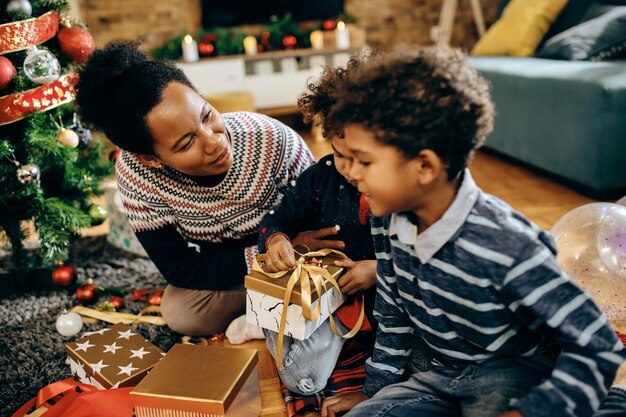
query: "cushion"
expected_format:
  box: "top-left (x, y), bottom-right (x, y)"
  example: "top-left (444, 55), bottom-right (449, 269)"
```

top-left (537, 7), bottom-right (626, 61)
top-left (472, 0), bottom-right (569, 57)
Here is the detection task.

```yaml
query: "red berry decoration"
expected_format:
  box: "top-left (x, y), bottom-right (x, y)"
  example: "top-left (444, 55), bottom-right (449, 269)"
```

top-left (76, 278), bottom-right (99, 304)
top-left (52, 263), bottom-right (78, 287)
top-left (148, 289), bottom-right (164, 306)
top-left (323, 19), bottom-right (337, 30)
top-left (0, 56), bottom-right (17, 91)
top-left (282, 35), bottom-right (297, 49)
top-left (109, 296), bottom-right (124, 310)
top-left (57, 26), bottom-right (95, 64)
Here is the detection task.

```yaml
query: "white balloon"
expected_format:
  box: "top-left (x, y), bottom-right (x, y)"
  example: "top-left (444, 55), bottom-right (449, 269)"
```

top-left (55, 311), bottom-right (83, 337)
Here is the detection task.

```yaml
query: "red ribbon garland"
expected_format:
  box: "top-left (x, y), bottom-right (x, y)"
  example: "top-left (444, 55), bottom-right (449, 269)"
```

top-left (11, 378), bottom-right (133, 417)
top-left (0, 72), bottom-right (78, 126)
top-left (0, 12), bottom-right (60, 55)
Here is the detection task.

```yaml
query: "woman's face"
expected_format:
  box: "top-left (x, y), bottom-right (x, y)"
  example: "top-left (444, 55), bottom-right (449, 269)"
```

top-left (144, 82), bottom-right (233, 176)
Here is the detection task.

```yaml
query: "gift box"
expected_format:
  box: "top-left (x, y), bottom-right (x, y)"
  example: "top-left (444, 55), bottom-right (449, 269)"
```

top-left (245, 251), bottom-right (346, 340)
top-left (130, 344), bottom-right (261, 417)
top-left (66, 323), bottom-right (163, 389)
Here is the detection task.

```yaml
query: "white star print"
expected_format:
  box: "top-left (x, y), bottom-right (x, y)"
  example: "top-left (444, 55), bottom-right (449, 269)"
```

top-left (75, 340), bottom-right (94, 352)
top-left (129, 347), bottom-right (150, 359)
top-left (103, 342), bottom-right (122, 354)
top-left (90, 360), bottom-right (109, 373)
top-left (117, 329), bottom-right (135, 340)
top-left (117, 362), bottom-right (138, 376)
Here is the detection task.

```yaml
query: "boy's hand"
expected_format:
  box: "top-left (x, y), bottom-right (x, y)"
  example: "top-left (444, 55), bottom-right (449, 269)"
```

top-left (265, 235), bottom-right (296, 272)
top-left (321, 392), bottom-right (369, 417)
top-left (334, 259), bottom-right (377, 295)
top-left (292, 227), bottom-right (345, 251)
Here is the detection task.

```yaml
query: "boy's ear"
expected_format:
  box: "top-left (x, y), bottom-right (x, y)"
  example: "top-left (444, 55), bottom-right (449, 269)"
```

top-left (136, 154), bottom-right (163, 169)
top-left (414, 149), bottom-right (444, 186)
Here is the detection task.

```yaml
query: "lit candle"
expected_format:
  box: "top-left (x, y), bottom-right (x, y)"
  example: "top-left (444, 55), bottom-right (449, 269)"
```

top-left (243, 36), bottom-right (258, 56)
top-left (335, 21), bottom-right (350, 49)
top-left (181, 35), bottom-right (199, 62)
top-left (310, 30), bottom-right (324, 50)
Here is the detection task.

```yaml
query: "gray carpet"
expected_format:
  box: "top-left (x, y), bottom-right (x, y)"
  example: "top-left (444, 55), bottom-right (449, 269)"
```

top-left (0, 237), bottom-right (180, 416)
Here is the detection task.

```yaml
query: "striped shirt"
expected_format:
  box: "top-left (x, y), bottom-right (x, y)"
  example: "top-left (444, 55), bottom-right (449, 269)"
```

top-left (364, 170), bottom-right (625, 417)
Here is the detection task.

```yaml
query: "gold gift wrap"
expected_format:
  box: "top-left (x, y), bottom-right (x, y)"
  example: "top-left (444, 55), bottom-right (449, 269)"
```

top-left (66, 322), bottom-right (163, 389)
top-left (245, 251), bottom-right (345, 305)
top-left (130, 344), bottom-right (261, 417)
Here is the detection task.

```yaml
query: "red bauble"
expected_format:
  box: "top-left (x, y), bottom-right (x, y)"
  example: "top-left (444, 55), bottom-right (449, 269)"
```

top-left (76, 279), bottom-right (99, 304)
top-left (58, 26), bottom-right (95, 64)
top-left (147, 289), bottom-right (163, 306)
top-left (323, 19), bottom-right (337, 31)
top-left (198, 42), bottom-right (215, 57)
top-left (52, 264), bottom-right (78, 287)
top-left (0, 56), bottom-right (17, 91)
top-left (282, 35), bottom-right (297, 49)
top-left (109, 296), bottom-right (124, 310)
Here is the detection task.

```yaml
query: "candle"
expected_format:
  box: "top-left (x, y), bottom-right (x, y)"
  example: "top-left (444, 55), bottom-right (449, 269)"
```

top-left (310, 30), bottom-right (324, 50)
top-left (181, 35), bottom-right (199, 62)
top-left (335, 21), bottom-right (350, 49)
top-left (243, 36), bottom-right (258, 56)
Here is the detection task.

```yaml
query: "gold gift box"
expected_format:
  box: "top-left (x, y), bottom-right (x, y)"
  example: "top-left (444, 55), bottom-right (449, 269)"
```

top-left (66, 323), bottom-right (163, 389)
top-left (244, 252), bottom-right (345, 305)
top-left (130, 344), bottom-right (261, 417)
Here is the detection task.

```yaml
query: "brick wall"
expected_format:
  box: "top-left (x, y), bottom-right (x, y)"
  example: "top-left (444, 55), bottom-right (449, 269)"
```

top-left (78, 0), bottom-right (500, 52)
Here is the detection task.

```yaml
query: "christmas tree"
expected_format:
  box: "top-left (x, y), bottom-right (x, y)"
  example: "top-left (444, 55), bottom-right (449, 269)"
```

top-left (0, 0), bottom-right (113, 273)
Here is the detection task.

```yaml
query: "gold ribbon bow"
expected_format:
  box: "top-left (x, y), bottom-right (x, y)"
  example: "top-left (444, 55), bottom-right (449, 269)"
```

top-left (253, 248), bottom-right (365, 369)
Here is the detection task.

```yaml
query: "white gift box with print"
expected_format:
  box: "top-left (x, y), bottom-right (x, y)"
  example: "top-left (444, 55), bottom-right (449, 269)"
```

top-left (245, 253), bottom-right (346, 340)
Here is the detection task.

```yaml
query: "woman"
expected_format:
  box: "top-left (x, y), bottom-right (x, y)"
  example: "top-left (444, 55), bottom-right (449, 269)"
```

top-left (76, 40), bottom-right (315, 335)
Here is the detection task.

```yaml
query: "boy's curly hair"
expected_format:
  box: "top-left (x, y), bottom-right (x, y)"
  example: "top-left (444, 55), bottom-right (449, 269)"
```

top-left (75, 40), bottom-right (195, 155)
top-left (326, 45), bottom-right (494, 181)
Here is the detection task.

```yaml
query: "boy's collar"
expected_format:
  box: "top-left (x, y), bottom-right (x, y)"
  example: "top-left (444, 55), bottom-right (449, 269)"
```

top-left (390, 169), bottom-right (479, 263)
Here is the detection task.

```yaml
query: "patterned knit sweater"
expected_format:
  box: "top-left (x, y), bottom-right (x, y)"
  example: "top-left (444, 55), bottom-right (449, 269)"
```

top-left (116, 112), bottom-right (314, 290)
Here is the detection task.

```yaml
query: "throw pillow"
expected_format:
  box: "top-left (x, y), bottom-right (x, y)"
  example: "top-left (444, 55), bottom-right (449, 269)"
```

top-left (472, 0), bottom-right (569, 56)
top-left (537, 7), bottom-right (626, 60)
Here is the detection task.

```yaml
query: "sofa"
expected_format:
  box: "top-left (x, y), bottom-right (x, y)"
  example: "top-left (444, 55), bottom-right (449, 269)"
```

top-left (468, 0), bottom-right (626, 197)
top-left (469, 56), bottom-right (626, 196)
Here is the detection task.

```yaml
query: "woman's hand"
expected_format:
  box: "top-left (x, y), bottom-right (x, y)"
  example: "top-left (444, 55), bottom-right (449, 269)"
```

top-left (321, 392), bottom-right (369, 417)
top-left (334, 259), bottom-right (377, 295)
top-left (265, 235), bottom-right (296, 272)
top-left (292, 227), bottom-right (345, 251)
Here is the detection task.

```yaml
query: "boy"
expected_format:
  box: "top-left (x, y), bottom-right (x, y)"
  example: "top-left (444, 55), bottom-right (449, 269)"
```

top-left (319, 46), bottom-right (625, 417)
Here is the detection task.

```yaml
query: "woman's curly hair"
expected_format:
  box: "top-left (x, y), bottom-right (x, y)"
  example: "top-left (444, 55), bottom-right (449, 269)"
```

top-left (327, 45), bottom-right (494, 181)
top-left (75, 40), bottom-right (194, 155)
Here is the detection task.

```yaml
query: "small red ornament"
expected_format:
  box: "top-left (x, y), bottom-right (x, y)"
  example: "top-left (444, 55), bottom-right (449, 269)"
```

top-left (52, 263), bottom-right (78, 287)
top-left (148, 289), bottom-right (164, 306)
top-left (323, 19), bottom-right (337, 31)
top-left (130, 288), bottom-right (149, 302)
top-left (57, 26), bottom-right (95, 64)
top-left (282, 35), bottom-right (297, 49)
top-left (0, 56), bottom-right (17, 91)
top-left (109, 296), bottom-right (124, 310)
top-left (76, 278), bottom-right (99, 304)
top-left (198, 42), bottom-right (215, 57)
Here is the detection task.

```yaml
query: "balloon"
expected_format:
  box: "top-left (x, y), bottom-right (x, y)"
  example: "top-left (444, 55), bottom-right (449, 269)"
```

top-left (552, 203), bottom-right (626, 323)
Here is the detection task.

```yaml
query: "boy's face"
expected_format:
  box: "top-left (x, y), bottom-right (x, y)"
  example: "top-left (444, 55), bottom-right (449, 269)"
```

top-left (344, 124), bottom-right (423, 217)
top-left (330, 136), bottom-right (358, 187)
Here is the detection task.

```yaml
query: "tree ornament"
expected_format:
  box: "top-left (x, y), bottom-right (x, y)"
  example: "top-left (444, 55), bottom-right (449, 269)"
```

top-left (6, 0), bottom-right (32, 16)
top-left (323, 19), bottom-right (337, 30)
top-left (58, 25), bottom-right (95, 64)
top-left (57, 127), bottom-right (79, 148)
top-left (130, 288), bottom-right (149, 302)
top-left (109, 296), bottom-right (124, 310)
top-left (23, 46), bottom-right (61, 85)
top-left (52, 263), bottom-right (77, 287)
top-left (95, 301), bottom-right (116, 312)
top-left (282, 35), bottom-right (297, 49)
top-left (88, 204), bottom-right (107, 226)
top-left (75, 122), bottom-right (93, 148)
top-left (55, 309), bottom-right (83, 337)
top-left (16, 163), bottom-right (40, 184)
top-left (76, 278), bottom-right (99, 304)
top-left (0, 56), bottom-right (17, 91)
top-left (148, 289), bottom-right (164, 306)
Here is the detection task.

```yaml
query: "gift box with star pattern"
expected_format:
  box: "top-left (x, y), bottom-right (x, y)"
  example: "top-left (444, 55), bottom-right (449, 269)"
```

top-left (65, 323), bottom-right (163, 389)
